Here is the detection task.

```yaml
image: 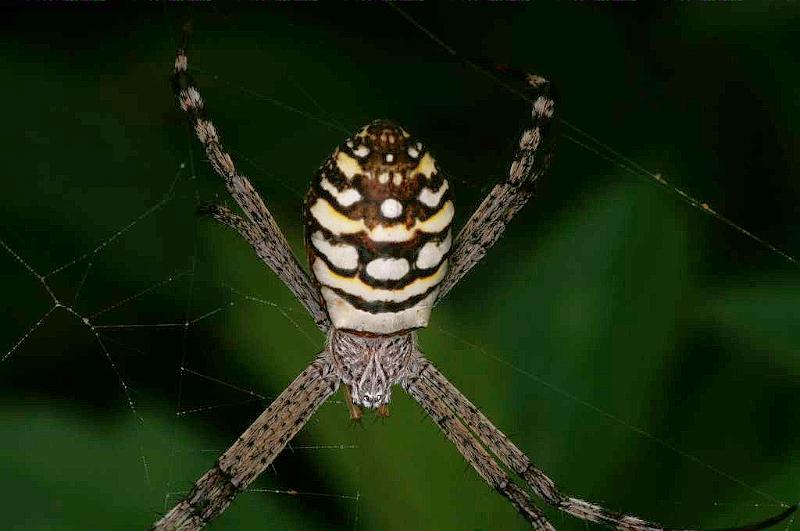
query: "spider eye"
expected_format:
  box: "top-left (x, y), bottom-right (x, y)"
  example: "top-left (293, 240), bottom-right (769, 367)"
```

top-left (361, 392), bottom-right (384, 406)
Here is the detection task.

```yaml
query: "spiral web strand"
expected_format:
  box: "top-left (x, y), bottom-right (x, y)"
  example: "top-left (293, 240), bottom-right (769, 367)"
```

top-left (1, 142), bottom-right (361, 529)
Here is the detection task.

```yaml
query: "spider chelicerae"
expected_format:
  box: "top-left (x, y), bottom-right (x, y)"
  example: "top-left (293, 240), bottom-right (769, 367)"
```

top-left (154, 28), bottom-right (797, 531)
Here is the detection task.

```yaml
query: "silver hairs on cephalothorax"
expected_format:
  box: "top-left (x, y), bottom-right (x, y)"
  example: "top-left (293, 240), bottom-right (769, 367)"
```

top-left (328, 329), bottom-right (416, 408)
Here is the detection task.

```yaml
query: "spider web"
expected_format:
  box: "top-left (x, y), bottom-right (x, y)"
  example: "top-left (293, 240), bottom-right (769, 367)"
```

top-left (1, 4), bottom-right (798, 531)
top-left (1, 7), bottom-right (362, 530)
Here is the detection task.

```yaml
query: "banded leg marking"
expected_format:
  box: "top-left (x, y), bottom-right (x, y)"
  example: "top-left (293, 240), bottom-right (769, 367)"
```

top-left (417, 358), bottom-right (797, 531)
top-left (153, 355), bottom-right (340, 531)
top-left (173, 39), bottom-right (329, 330)
top-left (403, 359), bottom-right (554, 530)
top-left (437, 71), bottom-right (555, 304)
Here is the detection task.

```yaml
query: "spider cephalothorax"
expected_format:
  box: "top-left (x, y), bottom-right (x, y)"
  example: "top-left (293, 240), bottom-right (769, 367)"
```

top-left (304, 120), bottom-right (453, 335)
top-left (328, 328), bottom-right (415, 410)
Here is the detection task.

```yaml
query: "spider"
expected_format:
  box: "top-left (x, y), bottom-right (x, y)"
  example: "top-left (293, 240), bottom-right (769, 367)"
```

top-left (154, 28), bottom-right (797, 531)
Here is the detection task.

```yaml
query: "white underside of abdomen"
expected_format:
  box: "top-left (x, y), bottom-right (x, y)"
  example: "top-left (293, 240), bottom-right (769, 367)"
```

top-left (321, 286), bottom-right (440, 334)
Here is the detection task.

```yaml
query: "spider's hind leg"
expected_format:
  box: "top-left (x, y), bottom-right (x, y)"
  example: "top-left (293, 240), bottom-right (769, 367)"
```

top-left (403, 359), bottom-right (553, 530)
top-left (414, 356), bottom-right (798, 531)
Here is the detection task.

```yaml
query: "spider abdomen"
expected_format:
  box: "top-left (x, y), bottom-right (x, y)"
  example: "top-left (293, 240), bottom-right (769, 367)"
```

top-left (305, 120), bottom-right (452, 335)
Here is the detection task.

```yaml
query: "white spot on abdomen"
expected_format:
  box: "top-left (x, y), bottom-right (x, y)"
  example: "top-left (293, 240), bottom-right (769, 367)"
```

top-left (418, 180), bottom-right (449, 208)
top-left (380, 198), bottom-right (403, 219)
top-left (320, 178), bottom-right (361, 207)
top-left (366, 258), bottom-right (410, 280)
top-left (416, 231), bottom-right (452, 269)
top-left (311, 231), bottom-right (359, 270)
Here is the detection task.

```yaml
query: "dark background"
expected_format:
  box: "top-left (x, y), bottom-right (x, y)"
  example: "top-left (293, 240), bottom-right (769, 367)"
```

top-left (1, 3), bottom-right (798, 530)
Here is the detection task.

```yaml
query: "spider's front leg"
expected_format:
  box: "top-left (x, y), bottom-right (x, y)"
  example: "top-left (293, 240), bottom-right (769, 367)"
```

top-left (437, 68), bottom-right (555, 303)
top-left (173, 37), bottom-right (330, 330)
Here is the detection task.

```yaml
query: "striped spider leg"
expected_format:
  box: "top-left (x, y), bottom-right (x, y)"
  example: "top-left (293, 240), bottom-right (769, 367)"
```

top-left (158, 37), bottom-right (342, 531)
top-left (403, 354), bottom-right (555, 530)
top-left (405, 354), bottom-right (799, 530)
top-left (155, 355), bottom-right (339, 529)
top-left (436, 66), bottom-right (555, 303)
top-left (173, 39), bottom-right (330, 331)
